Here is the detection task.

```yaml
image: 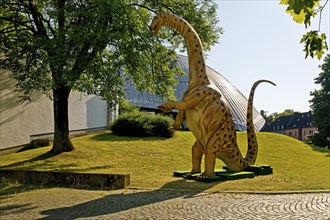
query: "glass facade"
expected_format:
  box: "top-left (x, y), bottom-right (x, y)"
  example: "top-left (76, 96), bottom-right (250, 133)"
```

top-left (126, 55), bottom-right (265, 131)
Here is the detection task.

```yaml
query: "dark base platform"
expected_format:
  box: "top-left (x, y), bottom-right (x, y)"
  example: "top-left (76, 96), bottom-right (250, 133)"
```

top-left (173, 165), bottom-right (273, 182)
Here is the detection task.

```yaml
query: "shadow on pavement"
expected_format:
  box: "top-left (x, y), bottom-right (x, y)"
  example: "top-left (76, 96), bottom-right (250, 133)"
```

top-left (39, 179), bottom-right (221, 219)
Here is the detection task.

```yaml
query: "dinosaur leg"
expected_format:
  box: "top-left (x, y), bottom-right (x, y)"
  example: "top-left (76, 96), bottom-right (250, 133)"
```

top-left (216, 143), bottom-right (247, 172)
top-left (201, 151), bottom-right (216, 177)
top-left (191, 141), bottom-right (203, 174)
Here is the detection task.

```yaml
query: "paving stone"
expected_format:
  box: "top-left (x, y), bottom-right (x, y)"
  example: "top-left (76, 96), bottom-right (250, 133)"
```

top-left (0, 188), bottom-right (329, 219)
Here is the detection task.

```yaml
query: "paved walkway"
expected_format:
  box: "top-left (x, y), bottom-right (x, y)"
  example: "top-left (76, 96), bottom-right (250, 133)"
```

top-left (1, 188), bottom-right (329, 219)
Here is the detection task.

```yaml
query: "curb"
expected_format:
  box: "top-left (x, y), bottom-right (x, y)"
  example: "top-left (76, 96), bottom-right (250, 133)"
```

top-left (126, 187), bottom-right (330, 195)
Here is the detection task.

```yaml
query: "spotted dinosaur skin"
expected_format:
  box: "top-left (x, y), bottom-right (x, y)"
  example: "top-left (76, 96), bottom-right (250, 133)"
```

top-left (151, 13), bottom-right (275, 177)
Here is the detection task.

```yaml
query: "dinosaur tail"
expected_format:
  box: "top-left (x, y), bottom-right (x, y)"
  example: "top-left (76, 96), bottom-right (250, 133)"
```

top-left (245, 80), bottom-right (276, 165)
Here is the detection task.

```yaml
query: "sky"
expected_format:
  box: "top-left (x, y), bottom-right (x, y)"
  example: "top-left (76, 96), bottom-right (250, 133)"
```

top-left (201, 0), bottom-right (330, 114)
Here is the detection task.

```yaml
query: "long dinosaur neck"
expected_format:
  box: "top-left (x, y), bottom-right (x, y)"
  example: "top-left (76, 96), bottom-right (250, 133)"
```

top-left (150, 13), bottom-right (209, 90)
top-left (245, 80), bottom-right (276, 164)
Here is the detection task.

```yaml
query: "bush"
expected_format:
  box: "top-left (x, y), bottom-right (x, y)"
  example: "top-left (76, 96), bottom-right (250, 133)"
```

top-left (309, 133), bottom-right (330, 148)
top-left (110, 111), bottom-right (174, 138)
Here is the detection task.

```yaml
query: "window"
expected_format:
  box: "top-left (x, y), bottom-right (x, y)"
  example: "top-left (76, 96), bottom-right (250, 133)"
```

top-left (281, 125), bottom-right (284, 129)
top-left (309, 130), bottom-right (313, 135)
top-left (288, 131), bottom-right (292, 136)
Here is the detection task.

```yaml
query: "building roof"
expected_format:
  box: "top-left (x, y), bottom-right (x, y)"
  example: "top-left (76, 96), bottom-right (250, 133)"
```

top-left (126, 54), bottom-right (266, 131)
top-left (261, 112), bottom-right (316, 132)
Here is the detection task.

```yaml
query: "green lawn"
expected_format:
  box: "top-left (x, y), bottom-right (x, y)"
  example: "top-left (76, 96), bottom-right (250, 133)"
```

top-left (0, 131), bottom-right (329, 192)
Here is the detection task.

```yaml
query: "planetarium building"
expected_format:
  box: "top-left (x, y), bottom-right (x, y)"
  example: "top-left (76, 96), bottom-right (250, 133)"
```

top-left (126, 54), bottom-right (265, 131)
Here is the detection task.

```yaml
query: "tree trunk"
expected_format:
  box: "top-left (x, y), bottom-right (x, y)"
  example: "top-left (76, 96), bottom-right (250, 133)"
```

top-left (51, 85), bottom-right (74, 154)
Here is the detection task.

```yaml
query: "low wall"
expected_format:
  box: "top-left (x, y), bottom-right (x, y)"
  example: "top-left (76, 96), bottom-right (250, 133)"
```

top-left (0, 170), bottom-right (130, 190)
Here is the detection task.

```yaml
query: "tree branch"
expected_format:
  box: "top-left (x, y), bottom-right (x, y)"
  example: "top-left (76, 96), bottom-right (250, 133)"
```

top-left (0, 16), bottom-right (37, 34)
top-left (160, 4), bottom-right (177, 15)
top-left (128, 3), bottom-right (157, 14)
top-left (27, 0), bottom-right (48, 38)
top-left (57, 0), bottom-right (66, 31)
top-left (0, 26), bottom-right (32, 35)
top-left (318, 0), bottom-right (329, 31)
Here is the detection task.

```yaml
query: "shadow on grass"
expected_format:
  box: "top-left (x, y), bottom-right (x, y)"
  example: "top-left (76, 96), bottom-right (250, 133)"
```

top-left (306, 143), bottom-right (330, 156)
top-left (0, 147), bottom-right (116, 173)
top-left (38, 178), bottom-right (223, 219)
top-left (90, 133), bottom-right (170, 142)
top-left (0, 151), bottom-right (57, 170)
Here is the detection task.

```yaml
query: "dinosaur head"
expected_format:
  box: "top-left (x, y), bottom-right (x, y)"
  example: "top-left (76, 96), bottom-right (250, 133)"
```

top-left (150, 13), bottom-right (166, 33)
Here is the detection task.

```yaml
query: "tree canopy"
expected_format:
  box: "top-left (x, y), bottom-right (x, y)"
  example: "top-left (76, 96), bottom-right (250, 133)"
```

top-left (261, 109), bottom-right (299, 126)
top-left (1, 0), bottom-right (221, 103)
top-left (280, 0), bottom-right (329, 59)
top-left (0, 0), bottom-right (221, 153)
top-left (309, 54), bottom-right (330, 147)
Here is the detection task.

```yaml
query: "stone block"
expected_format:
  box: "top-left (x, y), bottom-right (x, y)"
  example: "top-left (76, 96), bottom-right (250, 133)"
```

top-left (0, 169), bottom-right (130, 190)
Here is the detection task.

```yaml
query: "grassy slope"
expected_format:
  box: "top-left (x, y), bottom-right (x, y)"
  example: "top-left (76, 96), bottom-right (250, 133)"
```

top-left (0, 131), bottom-right (329, 192)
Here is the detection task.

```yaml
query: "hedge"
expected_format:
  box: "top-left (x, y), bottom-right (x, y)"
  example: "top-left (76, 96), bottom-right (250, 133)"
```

top-left (110, 111), bottom-right (174, 138)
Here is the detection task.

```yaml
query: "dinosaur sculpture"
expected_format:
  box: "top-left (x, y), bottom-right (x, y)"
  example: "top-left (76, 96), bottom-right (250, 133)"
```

top-left (150, 13), bottom-right (275, 177)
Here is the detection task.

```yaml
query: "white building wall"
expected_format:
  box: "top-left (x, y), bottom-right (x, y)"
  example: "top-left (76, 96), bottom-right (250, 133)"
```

top-left (86, 96), bottom-right (108, 129)
top-left (0, 70), bottom-right (109, 150)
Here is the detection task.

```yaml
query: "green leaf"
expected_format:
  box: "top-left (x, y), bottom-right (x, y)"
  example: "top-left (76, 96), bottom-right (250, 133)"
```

top-left (281, 0), bottom-right (320, 26)
top-left (279, 0), bottom-right (289, 5)
top-left (300, 31), bottom-right (328, 59)
top-left (287, 9), bottom-right (306, 24)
